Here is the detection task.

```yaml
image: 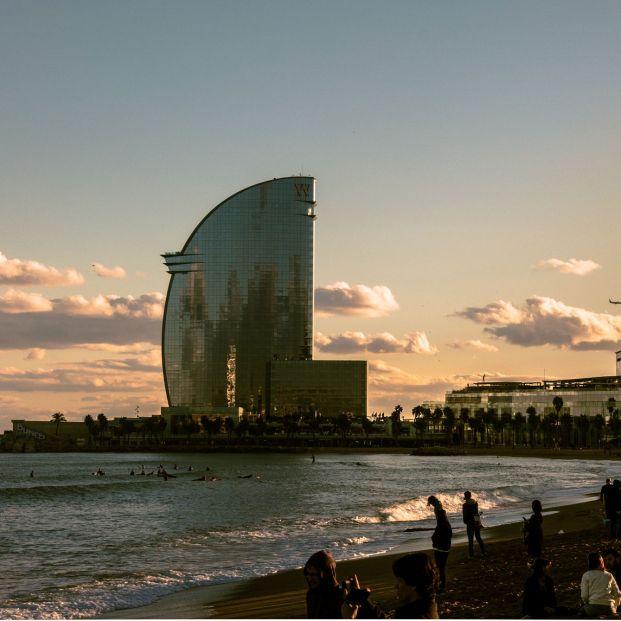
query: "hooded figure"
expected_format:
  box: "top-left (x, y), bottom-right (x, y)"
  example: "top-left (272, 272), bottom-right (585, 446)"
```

top-left (304, 550), bottom-right (345, 618)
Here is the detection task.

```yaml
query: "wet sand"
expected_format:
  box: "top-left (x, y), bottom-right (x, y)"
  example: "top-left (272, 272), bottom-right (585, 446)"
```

top-left (99, 497), bottom-right (612, 619)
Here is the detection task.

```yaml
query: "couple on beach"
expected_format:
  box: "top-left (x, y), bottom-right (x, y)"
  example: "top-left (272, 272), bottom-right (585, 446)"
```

top-left (304, 549), bottom-right (439, 619)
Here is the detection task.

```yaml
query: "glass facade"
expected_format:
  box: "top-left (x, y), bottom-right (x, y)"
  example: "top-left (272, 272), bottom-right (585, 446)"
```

top-left (266, 360), bottom-right (367, 418)
top-left (446, 376), bottom-right (621, 418)
top-left (162, 177), bottom-right (316, 411)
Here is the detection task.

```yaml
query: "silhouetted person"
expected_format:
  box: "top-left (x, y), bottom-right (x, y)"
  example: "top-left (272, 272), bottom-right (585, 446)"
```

top-left (601, 478), bottom-right (614, 504)
top-left (525, 499), bottom-right (544, 558)
top-left (522, 558), bottom-right (558, 618)
top-left (427, 495), bottom-right (444, 520)
top-left (462, 491), bottom-right (485, 557)
top-left (431, 509), bottom-right (452, 591)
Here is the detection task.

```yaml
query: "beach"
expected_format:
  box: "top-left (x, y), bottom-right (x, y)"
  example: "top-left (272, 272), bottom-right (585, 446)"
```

top-left (100, 497), bottom-right (609, 619)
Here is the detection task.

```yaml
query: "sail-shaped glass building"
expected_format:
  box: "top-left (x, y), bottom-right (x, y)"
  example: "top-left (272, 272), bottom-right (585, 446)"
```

top-left (162, 177), bottom-right (318, 413)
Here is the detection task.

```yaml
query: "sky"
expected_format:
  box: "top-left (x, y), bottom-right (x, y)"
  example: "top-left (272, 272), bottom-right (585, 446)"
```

top-left (1, 0), bottom-right (620, 431)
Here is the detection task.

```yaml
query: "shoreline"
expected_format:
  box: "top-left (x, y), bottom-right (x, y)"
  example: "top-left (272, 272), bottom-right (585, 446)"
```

top-left (98, 495), bottom-right (609, 619)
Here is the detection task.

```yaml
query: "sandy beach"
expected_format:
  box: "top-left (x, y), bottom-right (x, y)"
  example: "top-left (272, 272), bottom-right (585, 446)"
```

top-left (99, 495), bottom-right (612, 619)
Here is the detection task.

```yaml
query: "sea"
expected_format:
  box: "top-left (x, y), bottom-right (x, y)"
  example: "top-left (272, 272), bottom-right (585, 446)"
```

top-left (0, 451), bottom-right (614, 619)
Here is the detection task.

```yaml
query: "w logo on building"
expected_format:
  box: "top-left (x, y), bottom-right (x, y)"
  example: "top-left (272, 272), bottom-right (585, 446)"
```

top-left (294, 183), bottom-right (310, 200)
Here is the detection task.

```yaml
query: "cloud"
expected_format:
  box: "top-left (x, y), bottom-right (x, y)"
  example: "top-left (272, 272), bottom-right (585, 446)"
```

top-left (534, 258), bottom-right (601, 276)
top-left (366, 361), bottom-right (538, 411)
top-left (455, 295), bottom-right (621, 350)
top-left (91, 262), bottom-right (127, 279)
top-left (315, 282), bottom-right (399, 317)
top-left (315, 331), bottom-right (438, 355)
top-left (0, 354), bottom-right (162, 393)
top-left (0, 291), bottom-right (164, 350)
top-left (0, 251), bottom-right (84, 286)
top-left (52, 292), bottom-right (164, 319)
top-left (25, 348), bottom-right (46, 360)
top-left (447, 339), bottom-right (499, 352)
top-left (0, 289), bottom-right (53, 313)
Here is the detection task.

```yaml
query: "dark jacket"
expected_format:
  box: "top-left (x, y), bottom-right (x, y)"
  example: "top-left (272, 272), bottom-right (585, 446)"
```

top-left (522, 574), bottom-right (557, 618)
top-left (431, 520), bottom-right (452, 553)
top-left (358, 596), bottom-right (439, 619)
top-left (526, 512), bottom-right (543, 557)
top-left (462, 498), bottom-right (479, 525)
top-left (306, 585), bottom-right (344, 619)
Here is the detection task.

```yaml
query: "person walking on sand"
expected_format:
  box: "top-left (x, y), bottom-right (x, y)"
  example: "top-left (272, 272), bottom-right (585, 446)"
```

top-left (462, 491), bottom-right (486, 557)
top-left (431, 509), bottom-right (452, 591)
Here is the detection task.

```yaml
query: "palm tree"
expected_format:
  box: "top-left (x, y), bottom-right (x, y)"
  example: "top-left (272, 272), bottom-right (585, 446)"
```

top-left (552, 396), bottom-right (564, 447)
top-left (577, 414), bottom-right (590, 448)
top-left (97, 413), bottom-right (109, 446)
top-left (593, 414), bottom-right (605, 448)
top-left (459, 408), bottom-right (470, 445)
top-left (84, 414), bottom-right (95, 445)
top-left (560, 412), bottom-right (573, 448)
top-left (513, 412), bottom-right (525, 446)
top-left (526, 406), bottom-right (539, 447)
top-left (443, 406), bottom-right (456, 444)
top-left (391, 405), bottom-right (403, 441)
top-left (51, 411), bottom-right (66, 435)
top-left (500, 411), bottom-right (512, 446)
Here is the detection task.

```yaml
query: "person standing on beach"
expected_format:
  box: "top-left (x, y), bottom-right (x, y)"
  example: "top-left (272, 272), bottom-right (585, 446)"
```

top-left (601, 478), bottom-right (613, 504)
top-left (525, 499), bottom-right (544, 558)
top-left (427, 496), bottom-right (444, 521)
top-left (431, 509), bottom-right (452, 591)
top-left (462, 491), bottom-right (486, 557)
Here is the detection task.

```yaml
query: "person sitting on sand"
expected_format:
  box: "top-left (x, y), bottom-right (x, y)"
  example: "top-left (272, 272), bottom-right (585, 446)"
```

top-left (525, 500), bottom-right (544, 558)
top-left (580, 551), bottom-right (621, 617)
top-left (431, 509), bottom-right (452, 591)
top-left (462, 491), bottom-right (486, 558)
top-left (522, 558), bottom-right (558, 618)
top-left (303, 549), bottom-right (345, 618)
top-left (602, 547), bottom-right (621, 589)
top-left (341, 552), bottom-right (439, 619)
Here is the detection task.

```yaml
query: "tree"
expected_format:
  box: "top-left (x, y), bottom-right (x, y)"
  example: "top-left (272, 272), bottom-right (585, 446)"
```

top-left (500, 411), bottom-right (512, 446)
top-left (84, 414), bottom-right (95, 445)
top-left (513, 412), bottom-right (525, 446)
top-left (577, 415), bottom-right (590, 448)
top-left (560, 412), bottom-right (573, 448)
top-left (443, 406), bottom-right (456, 444)
top-left (51, 411), bottom-right (66, 436)
top-left (391, 405), bottom-right (403, 441)
top-left (459, 408), bottom-right (470, 445)
top-left (552, 396), bottom-right (564, 447)
top-left (526, 406), bottom-right (539, 448)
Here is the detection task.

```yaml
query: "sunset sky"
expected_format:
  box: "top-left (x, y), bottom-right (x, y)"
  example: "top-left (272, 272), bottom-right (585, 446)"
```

top-left (1, 0), bottom-right (620, 431)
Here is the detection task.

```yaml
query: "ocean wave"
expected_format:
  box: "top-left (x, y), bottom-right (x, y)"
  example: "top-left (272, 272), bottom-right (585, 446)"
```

top-left (0, 570), bottom-right (238, 620)
top-left (1, 480), bottom-right (151, 500)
